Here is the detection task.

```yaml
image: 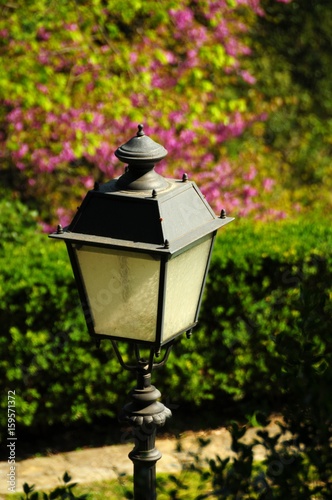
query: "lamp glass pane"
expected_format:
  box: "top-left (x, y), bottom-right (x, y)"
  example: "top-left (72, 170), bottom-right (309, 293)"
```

top-left (162, 237), bottom-right (212, 343)
top-left (74, 246), bottom-right (160, 342)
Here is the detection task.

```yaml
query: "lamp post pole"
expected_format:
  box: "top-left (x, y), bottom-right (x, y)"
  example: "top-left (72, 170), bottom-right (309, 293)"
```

top-left (112, 341), bottom-right (173, 500)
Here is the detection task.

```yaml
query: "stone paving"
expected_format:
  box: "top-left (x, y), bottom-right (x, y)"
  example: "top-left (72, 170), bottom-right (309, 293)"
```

top-left (0, 422), bottom-right (281, 496)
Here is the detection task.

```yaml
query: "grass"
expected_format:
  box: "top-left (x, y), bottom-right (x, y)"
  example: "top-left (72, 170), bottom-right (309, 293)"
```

top-left (3, 470), bottom-right (213, 499)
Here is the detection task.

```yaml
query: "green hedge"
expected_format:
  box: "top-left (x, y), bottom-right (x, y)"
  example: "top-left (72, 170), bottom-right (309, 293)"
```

top-left (0, 198), bottom-right (130, 431)
top-left (157, 217), bottom-right (332, 424)
top-left (1, 198), bottom-right (332, 441)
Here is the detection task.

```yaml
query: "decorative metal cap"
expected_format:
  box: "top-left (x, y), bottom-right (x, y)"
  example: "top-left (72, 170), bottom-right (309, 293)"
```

top-left (114, 124), bottom-right (169, 191)
top-left (115, 124), bottom-right (168, 165)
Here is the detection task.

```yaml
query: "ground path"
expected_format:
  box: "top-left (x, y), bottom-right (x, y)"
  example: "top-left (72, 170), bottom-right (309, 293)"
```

top-left (0, 421), bottom-right (282, 496)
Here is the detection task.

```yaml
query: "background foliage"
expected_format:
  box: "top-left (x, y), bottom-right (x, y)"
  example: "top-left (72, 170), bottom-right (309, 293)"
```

top-left (1, 198), bottom-right (332, 494)
top-left (1, 198), bottom-right (331, 425)
top-left (0, 0), bottom-right (331, 229)
top-left (250, 0), bottom-right (332, 213)
top-left (1, 0), bottom-right (332, 497)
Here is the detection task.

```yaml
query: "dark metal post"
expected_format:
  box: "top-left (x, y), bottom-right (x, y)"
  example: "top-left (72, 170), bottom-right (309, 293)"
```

top-left (120, 368), bottom-right (171, 499)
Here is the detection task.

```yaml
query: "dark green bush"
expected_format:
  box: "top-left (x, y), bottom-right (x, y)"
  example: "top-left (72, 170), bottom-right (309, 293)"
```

top-left (165, 216), bottom-right (332, 497)
top-left (0, 197), bottom-right (132, 433)
top-left (21, 472), bottom-right (89, 499)
top-left (171, 218), bottom-right (332, 497)
top-left (160, 217), bottom-right (332, 411)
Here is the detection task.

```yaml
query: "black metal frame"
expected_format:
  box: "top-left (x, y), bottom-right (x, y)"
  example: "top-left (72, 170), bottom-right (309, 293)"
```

top-left (110, 339), bottom-right (174, 372)
top-left (60, 229), bottom-right (221, 354)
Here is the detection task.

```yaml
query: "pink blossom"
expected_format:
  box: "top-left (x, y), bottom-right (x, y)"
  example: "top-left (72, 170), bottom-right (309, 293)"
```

top-left (40, 221), bottom-right (55, 233)
top-left (165, 51), bottom-right (177, 64)
top-left (243, 185), bottom-right (258, 198)
top-left (243, 165), bottom-right (257, 181)
top-left (188, 27), bottom-right (207, 46)
top-left (169, 111), bottom-right (185, 124)
top-left (7, 108), bottom-right (23, 123)
top-left (151, 74), bottom-right (177, 89)
top-left (92, 113), bottom-right (105, 128)
top-left (239, 70), bottom-right (256, 85)
top-left (236, 0), bottom-right (264, 16)
top-left (37, 83), bottom-right (49, 94)
top-left (131, 94), bottom-right (147, 107)
top-left (184, 49), bottom-right (198, 69)
top-left (73, 65), bottom-right (86, 76)
top-left (17, 143), bottom-right (29, 158)
top-left (56, 207), bottom-right (72, 227)
top-left (169, 8), bottom-right (194, 31)
top-left (203, 1), bottom-right (228, 20)
top-left (201, 153), bottom-right (214, 166)
top-left (263, 178), bottom-right (275, 192)
top-left (59, 142), bottom-right (76, 163)
top-left (229, 112), bottom-right (246, 137)
top-left (46, 113), bottom-right (57, 124)
top-left (259, 209), bottom-right (287, 220)
top-left (32, 149), bottom-right (53, 172)
top-left (215, 20), bottom-right (229, 40)
top-left (225, 38), bottom-right (239, 57)
top-left (38, 50), bottom-right (50, 65)
top-left (97, 141), bottom-right (112, 159)
top-left (240, 45), bottom-right (252, 56)
top-left (15, 122), bottom-right (23, 131)
top-left (36, 27), bottom-right (50, 41)
top-left (81, 176), bottom-right (94, 189)
top-left (180, 129), bottom-right (196, 144)
top-left (65, 23), bottom-right (79, 31)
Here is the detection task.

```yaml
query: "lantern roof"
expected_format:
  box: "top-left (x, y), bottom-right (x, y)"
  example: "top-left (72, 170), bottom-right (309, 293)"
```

top-left (50, 124), bottom-right (233, 256)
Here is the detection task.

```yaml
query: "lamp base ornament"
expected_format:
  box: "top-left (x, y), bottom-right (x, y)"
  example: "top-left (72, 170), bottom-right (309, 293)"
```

top-left (120, 370), bottom-right (171, 500)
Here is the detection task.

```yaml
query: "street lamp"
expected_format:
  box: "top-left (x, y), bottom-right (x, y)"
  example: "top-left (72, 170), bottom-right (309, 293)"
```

top-left (50, 124), bottom-right (233, 499)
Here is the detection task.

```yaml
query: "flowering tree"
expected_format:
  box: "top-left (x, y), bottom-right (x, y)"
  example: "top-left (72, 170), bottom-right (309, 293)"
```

top-left (0, 0), bottom-right (289, 228)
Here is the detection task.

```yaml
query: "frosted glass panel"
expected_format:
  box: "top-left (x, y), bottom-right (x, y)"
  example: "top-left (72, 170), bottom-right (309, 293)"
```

top-left (75, 246), bottom-right (160, 341)
top-left (162, 238), bottom-right (212, 342)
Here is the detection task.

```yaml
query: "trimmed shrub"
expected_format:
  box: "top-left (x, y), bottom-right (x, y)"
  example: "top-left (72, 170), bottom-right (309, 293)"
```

top-left (0, 197), bottom-right (131, 432)
top-left (159, 218), bottom-right (332, 411)
top-left (1, 196), bottom-right (332, 449)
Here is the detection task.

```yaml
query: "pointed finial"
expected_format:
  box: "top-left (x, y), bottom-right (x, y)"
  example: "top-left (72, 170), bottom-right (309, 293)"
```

top-left (137, 124), bottom-right (145, 137)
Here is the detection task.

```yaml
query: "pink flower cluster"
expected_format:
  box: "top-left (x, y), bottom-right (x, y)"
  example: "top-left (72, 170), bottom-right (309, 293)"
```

top-left (1, 0), bottom-right (292, 226)
top-left (7, 106), bottom-right (121, 178)
top-left (168, 1), bottom-right (260, 86)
